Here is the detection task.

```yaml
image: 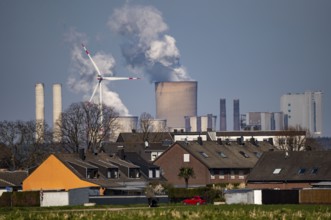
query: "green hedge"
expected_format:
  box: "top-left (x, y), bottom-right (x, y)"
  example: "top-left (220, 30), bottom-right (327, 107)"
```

top-left (0, 191), bottom-right (40, 207)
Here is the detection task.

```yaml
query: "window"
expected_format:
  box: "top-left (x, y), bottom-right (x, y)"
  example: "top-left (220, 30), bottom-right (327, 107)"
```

top-left (273, 168), bottom-right (282, 174)
top-left (87, 169), bottom-right (98, 179)
top-left (298, 168), bottom-right (306, 174)
top-left (149, 169), bottom-right (153, 178)
top-left (155, 169), bottom-right (160, 178)
top-left (219, 170), bottom-right (225, 179)
top-left (311, 167), bottom-right (318, 174)
top-left (218, 152), bottom-right (227, 158)
top-left (238, 170), bottom-right (245, 179)
top-left (254, 152), bottom-right (262, 158)
top-left (184, 154), bottom-right (190, 162)
top-left (239, 151), bottom-right (250, 158)
top-left (151, 152), bottom-right (162, 161)
top-left (230, 170), bottom-right (235, 179)
top-left (199, 152), bottom-right (209, 158)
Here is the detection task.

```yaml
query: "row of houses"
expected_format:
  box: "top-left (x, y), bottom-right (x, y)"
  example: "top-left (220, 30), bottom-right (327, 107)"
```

top-left (1, 131), bottom-right (330, 202)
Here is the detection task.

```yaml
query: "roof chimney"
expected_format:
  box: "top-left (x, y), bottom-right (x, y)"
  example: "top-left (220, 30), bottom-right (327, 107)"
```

top-left (79, 148), bottom-right (85, 161)
top-left (197, 136), bottom-right (203, 145)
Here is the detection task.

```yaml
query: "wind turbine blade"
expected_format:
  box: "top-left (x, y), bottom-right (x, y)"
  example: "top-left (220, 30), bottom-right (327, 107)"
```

top-left (82, 44), bottom-right (102, 77)
top-left (89, 82), bottom-right (99, 102)
top-left (102, 76), bottom-right (141, 81)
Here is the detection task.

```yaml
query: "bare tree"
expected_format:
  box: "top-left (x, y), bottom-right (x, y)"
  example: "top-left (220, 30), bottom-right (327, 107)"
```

top-left (275, 125), bottom-right (308, 151)
top-left (139, 112), bottom-right (154, 142)
top-left (0, 120), bottom-right (52, 170)
top-left (57, 102), bottom-right (119, 153)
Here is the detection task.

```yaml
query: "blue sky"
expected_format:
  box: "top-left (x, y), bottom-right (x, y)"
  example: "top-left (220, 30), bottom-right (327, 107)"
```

top-left (0, 0), bottom-right (330, 136)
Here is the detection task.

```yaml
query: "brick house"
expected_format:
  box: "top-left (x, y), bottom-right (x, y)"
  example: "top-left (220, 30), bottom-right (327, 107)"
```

top-left (247, 151), bottom-right (331, 189)
top-left (153, 139), bottom-right (276, 187)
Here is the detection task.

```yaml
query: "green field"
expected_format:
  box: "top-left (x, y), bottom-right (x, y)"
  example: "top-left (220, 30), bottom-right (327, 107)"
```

top-left (1, 204), bottom-right (331, 220)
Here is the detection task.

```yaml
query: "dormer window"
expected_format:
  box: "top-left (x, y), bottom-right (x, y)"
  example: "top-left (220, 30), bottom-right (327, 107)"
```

top-left (87, 168), bottom-right (98, 179)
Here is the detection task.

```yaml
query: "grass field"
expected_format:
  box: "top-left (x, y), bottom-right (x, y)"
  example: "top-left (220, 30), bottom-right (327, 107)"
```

top-left (1, 204), bottom-right (331, 220)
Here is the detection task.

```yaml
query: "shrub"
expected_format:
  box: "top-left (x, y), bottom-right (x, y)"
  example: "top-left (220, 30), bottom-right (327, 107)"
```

top-left (0, 191), bottom-right (40, 207)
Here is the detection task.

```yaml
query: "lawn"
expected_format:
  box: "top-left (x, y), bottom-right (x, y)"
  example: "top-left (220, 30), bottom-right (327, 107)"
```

top-left (0, 204), bottom-right (331, 220)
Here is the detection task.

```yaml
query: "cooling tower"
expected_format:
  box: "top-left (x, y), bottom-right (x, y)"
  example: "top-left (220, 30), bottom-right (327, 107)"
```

top-left (117, 116), bottom-right (139, 132)
top-left (35, 83), bottom-right (44, 142)
top-left (155, 81), bottom-right (197, 131)
top-left (53, 84), bottom-right (62, 142)
top-left (150, 119), bottom-right (167, 132)
top-left (112, 116), bottom-right (139, 141)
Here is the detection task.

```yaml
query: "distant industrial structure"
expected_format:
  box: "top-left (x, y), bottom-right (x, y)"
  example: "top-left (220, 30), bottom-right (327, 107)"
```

top-left (52, 84), bottom-right (62, 142)
top-left (155, 81), bottom-right (197, 131)
top-left (219, 99), bottom-right (227, 131)
top-left (233, 99), bottom-right (240, 131)
top-left (34, 80), bottom-right (323, 141)
top-left (35, 83), bottom-right (62, 143)
top-left (243, 112), bottom-right (285, 131)
top-left (185, 114), bottom-right (217, 132)
top-left (35, 83), bottom-right (45, 142)
top-left (280, 91), bottom-right (323, 137)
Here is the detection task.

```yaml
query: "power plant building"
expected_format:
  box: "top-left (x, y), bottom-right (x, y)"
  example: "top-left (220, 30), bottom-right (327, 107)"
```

top-left (185, 114), bottom-right (217, 132)
top-left (155, 81), bottom-right (197, 131)
top-left (113, 116), bottom-right (139, 141)
top-left (150, 119), bottom-right (167, 132)
top-left (280, 91), bottom-right (323, 137)
top-left (245, 112), bottom-right (284, 131)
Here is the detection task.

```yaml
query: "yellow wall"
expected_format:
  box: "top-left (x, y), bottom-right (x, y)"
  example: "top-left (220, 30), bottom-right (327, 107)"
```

top-left (23, 154), bottom-right (99, 191)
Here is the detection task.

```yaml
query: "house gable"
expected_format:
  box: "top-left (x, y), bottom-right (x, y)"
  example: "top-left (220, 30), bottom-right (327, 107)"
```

top-left (23, 154), bottom-right (98, 191)
top-left (153, 143), bottom-right (210, 187)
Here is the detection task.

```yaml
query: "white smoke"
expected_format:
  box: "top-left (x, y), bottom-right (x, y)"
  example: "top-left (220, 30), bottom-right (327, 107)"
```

top-left (107, 4), bottom-right (192, 82)
top-left (65, 28), bottom-right (130, 116)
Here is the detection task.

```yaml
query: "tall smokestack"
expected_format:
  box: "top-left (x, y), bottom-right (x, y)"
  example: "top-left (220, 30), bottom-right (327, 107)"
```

top-left (233, 99), bottom-right (240, 131)
top-left (155, 81), bottom-right (197, 131)
top-left (53, 83), bottom-right (62, 142)
top-left (220, 98), bottom-right (227, 131)
top-left (35, 83), bottom-right (44, 142)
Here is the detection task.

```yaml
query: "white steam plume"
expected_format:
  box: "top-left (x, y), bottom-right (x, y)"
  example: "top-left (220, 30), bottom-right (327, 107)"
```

top-left (65, 28), bottom-right (130, 116)
top-left (108, 5), bottom-right (192, 82)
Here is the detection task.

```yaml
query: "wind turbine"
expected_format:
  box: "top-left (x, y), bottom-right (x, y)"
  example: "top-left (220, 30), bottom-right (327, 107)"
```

top-left (82, 44), bottom-right (140, 124)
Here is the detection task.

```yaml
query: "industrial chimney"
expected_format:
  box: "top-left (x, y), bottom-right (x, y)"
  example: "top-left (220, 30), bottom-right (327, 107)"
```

top-left (53, 83), bottom-right (62, 142)
top-left (35, 83), bottom-right (45, 142)
top-left (220, 98), bottom-right (227, 131)
top-left (155, 81), bottom-right (197, 131)
top-left (233, 99), bottom-right (240, 131)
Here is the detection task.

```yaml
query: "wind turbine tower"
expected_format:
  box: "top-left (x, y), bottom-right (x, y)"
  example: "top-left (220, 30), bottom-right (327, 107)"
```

top-left (82, 44), bottom-right (140, 124)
